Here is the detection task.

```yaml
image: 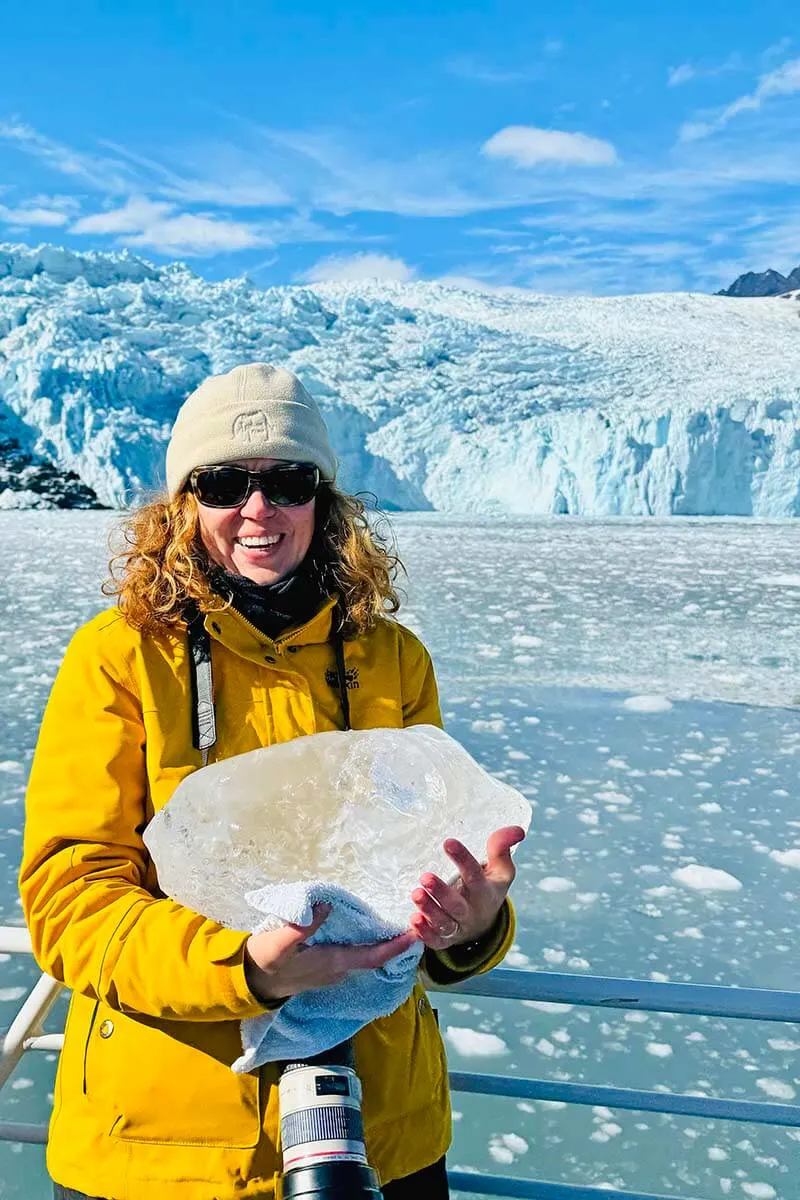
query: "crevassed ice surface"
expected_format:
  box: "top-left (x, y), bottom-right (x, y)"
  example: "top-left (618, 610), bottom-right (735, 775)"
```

top-left (144, 725), bottom-right (531, 930)
top-left (2, 243), bottom-right (800, 514)
top-left (1, 512), bottom-right (800, 1199)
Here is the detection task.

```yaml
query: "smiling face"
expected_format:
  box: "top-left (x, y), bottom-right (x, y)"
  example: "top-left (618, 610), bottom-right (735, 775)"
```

top-left (195, 457), bottom-right (317, 585)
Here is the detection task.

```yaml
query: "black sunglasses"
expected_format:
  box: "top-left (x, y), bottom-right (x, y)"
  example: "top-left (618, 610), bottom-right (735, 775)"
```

top-left (189, 463), bottom-right (321, 509)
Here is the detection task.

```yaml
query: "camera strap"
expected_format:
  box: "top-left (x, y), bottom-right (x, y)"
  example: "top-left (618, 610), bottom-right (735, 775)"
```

top-left (185, 603), bottom-right (216, 765)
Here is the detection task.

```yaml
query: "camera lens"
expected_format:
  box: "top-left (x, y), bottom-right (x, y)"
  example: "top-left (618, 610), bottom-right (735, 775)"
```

top-left (279, 1052), bottom-right (383, 1198)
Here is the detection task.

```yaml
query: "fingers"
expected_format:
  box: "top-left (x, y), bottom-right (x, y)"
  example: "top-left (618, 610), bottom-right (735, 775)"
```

top-left (267, 902), bottom-right (332, 955)
top-left (485, 826), bottom-right (526, 882)
top-left (318, 929), bottom-right (420, 977)
top-left (246, 916), bottom-right (418, 1001)
top-left (412, 876), bottom-right (468, 932)
top-left (443, 839), bottom-right (484, 887)
top-left (409, 909), bottom-right (459, 951)
top-left (348, 929), bottom-right (420, 969)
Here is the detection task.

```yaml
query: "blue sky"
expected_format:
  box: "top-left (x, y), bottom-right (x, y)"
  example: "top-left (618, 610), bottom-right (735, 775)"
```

top-left (0, 0), bottom-right (797, 294)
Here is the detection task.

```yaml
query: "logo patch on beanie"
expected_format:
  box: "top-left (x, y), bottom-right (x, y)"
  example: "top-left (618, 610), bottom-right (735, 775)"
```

top-left (232, 411), bottom-right (270, 444)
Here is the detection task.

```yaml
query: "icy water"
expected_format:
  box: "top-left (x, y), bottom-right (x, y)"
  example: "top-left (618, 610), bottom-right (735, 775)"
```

top-left (1, 513), bottom-right (800, 1199)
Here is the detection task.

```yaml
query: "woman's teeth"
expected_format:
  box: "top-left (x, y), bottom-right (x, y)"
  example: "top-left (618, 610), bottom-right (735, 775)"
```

top-left (238, 535), bottom-right (282, 548)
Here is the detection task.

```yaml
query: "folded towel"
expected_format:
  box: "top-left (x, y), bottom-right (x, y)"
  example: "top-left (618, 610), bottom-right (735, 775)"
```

top-left (233, 881), bottom-right (423, 1072)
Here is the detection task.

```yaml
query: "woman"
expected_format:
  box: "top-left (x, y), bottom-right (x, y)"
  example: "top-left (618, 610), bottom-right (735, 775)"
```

top-left (20, 362), bottom-right (523, 1200)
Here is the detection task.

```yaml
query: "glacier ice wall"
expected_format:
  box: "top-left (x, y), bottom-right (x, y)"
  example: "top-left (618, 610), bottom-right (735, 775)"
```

top-left (1, 242), bottom-right (799, 515)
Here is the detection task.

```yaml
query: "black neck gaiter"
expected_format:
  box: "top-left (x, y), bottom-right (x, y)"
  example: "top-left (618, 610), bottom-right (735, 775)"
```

top-left (208, 544), bottom-right (333, 640)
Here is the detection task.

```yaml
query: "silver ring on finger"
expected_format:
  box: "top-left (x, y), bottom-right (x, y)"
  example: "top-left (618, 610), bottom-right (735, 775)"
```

top-left (439, 916), bottom-right (461, 944)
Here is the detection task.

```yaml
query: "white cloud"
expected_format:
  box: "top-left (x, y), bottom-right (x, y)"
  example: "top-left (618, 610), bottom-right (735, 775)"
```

top-left (98, 139), bottom-right (291, 208)
top-left (0, 203), bottom-right (71, 227)
top-left (0, 118), bottom-right (132, 191)
top-left (301, 252), bottom-right (415, 283)
top-left (71, 195), bottom-right (267, 255)
top-left (482, 126), bottom-right (618, 168)
top-left (763, 37), bottom-right (793, 62)
top-left (680, 55), bottom-right (800, 140)
top-left (668, 55), bottom-right (741, 87)
top-left (258, 125), bottom-right (515, 217)
top-left (668, 64), bottom-right (697, 87)
top-left (445, 56), bottom-right (538, 85)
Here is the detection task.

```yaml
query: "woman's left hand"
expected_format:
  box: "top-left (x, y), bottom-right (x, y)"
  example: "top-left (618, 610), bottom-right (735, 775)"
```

top-left (410, 825), bottom-right (526, 951)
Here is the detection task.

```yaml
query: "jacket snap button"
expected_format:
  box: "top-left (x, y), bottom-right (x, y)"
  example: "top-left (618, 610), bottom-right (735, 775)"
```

top-left (98, 1019), bottom-right (114, 1039)
top-left (211, 622), bottom-right (221, 634)
top-left (287, 646), bottom-right (298, 654)
top-left (264, 655), bottom-right (277, 664)
top-left (417, 996), bottom-right (427, 1015)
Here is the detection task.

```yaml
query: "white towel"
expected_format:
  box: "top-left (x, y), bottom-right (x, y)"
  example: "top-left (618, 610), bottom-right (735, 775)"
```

top-left (233, 881), bottom-right (423, 1072)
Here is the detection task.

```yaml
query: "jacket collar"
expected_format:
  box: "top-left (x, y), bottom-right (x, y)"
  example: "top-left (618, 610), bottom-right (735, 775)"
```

top-left (203, 595), bottom-right (338, 663)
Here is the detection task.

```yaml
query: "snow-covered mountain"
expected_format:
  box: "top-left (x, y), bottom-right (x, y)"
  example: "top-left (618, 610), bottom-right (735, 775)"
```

top-left (1, 242), bottom-right (799, 515)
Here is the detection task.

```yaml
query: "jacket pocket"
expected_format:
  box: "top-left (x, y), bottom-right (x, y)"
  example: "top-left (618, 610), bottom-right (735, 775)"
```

top-left (84, 1003), bottom-right (262, 1147)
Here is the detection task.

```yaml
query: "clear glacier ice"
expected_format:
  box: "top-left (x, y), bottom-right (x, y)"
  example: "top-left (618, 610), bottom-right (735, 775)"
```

top-left (143, 724), bottom-right (532, 931)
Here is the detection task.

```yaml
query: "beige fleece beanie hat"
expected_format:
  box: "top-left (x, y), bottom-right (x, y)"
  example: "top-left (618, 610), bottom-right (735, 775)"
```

top-left (166, 363), bottom-right (338, 498)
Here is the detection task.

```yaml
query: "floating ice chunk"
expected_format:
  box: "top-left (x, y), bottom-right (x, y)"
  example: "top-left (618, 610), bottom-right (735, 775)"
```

top-left (0, 987), bottom-right (27, 1002)
top-left (645, 1042), bottom-right (673, 1058)
top-left (769, 849), bottom-right (800, 869)
top-left (505, 947), bottom-right (531, 967)
top-left (538, 877), bottom-right (575, 893)
top-left (767, 1038), bottom-right (800, 1051)
top-left (672, 865), bottom-right (743, 892)
top-left (741, 1184), bottom-right (777, 1199)
top-left (470, 718), bottom-right (506, 734)
top-left (757, 574), bottom-right (800, 588)
top-left (756, 1078), bottom-right (796, 1100)
top-left (446, 1027), bottom-right (509, 1057)
top-left (623, 695), bottom-right (674, 713)
top-left (144, 725), bottom-right (531, 931)
top-left (489, 1133), bottom-right (529, 1163)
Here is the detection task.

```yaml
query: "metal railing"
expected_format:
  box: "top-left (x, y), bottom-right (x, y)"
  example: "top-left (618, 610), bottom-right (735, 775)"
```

top-left (2, 924), bottom-right (799, 1200)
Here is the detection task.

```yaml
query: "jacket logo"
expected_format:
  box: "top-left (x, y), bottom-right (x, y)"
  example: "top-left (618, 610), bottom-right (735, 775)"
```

top-left (326, 666), bottom-right (360, 690)
top-left (232, 411), bottom-right (269, 443)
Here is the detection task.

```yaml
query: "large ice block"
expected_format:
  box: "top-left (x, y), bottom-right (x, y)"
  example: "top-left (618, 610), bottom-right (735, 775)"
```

top-left (143, 724), bottom-right (531, 930)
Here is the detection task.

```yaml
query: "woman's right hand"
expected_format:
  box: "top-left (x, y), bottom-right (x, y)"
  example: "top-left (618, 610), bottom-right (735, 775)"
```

top-left (244, 904), bottom-right (419, 1003)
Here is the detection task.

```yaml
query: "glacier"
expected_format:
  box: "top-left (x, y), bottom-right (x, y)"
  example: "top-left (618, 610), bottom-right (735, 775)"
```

top-left (1, 241), bottom-right (799, 515)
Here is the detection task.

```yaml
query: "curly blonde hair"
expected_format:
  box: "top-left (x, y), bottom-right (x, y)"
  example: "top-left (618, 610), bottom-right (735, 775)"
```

top-left (104, 484), bottom-right (403, 637)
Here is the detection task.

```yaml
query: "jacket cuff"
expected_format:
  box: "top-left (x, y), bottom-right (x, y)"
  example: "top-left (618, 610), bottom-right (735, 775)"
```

top-left (209, 928), bottom-right (285, 1018)
top-left (422, 898), bottom-right (515, 985)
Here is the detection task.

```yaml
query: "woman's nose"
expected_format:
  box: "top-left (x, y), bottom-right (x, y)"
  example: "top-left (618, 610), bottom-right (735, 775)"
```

top-left (239, 486), bottom-right (277, 519)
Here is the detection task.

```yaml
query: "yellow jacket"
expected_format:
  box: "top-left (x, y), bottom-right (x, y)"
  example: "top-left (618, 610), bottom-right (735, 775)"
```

top-left (20, 598), bottom-right (514, 1200)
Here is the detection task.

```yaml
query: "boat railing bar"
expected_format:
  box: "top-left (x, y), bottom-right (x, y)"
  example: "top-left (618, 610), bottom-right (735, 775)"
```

top-left (449, 1070), bottom-right (800, 1127)
top-left (447, 1173), bottom-right (700, 1200)
top-left (0, 971), bottom-right (62, 1091)
top-left (2, 925), bottom-right (796, 1200)
top-left (437, 966), bottom-right (800, 1023)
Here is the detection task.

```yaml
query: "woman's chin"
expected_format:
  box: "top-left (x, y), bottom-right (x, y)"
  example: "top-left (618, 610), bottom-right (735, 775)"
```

top-left (236, 565), bottom-right (285, 585)
top-left (230, 546), bottom-right (290, 585)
